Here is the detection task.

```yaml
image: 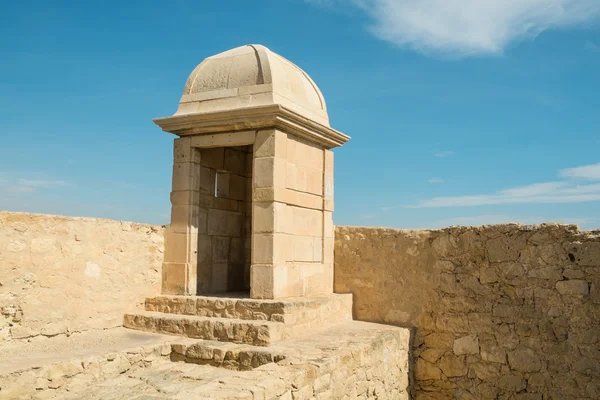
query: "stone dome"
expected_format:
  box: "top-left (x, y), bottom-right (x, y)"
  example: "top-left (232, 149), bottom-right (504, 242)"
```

top-left (174, 44), bottom-right (329, 126)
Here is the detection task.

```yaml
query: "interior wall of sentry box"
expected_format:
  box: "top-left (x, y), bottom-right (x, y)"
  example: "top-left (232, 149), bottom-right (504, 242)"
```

top-left (196, 145), bottom-right (253, 294)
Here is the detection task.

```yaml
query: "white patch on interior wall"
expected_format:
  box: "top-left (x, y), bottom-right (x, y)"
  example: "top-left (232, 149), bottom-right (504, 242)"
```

top-left (214, 171), bottom-right (219, 197)
top-left (85, 261), bottom-right (101, 279)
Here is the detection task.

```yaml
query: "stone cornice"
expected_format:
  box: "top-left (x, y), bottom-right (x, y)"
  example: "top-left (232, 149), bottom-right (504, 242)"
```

top-left (152, 104), bottom-right (350, 149)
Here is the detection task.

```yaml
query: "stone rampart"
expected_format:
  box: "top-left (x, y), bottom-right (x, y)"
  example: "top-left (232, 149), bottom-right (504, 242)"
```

top-left (0, 212), bottom-right (164, 342)
top-left (334, 224), bottom-right (600, 399)
top-left (2, 211), bottom-right (599, 398)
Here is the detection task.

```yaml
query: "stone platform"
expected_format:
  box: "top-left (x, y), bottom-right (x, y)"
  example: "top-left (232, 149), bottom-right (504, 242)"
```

top-left (1, 321), bottom-right (411, 399)
top-left (0, 328), bottom-right (176, 399)
top-left (123, 294), bottom-right (353, 346)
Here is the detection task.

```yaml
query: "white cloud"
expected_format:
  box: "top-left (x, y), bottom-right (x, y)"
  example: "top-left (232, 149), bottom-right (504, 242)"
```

top-left (585, 40), bottom-right (600, 52)
top-left (499, 181), bottom-right (566, 197)
top-left (433, 151), bottom-right (454, 158)
top-left (307, 0), bottom-right (600, 57)
top-left (559, 162), bottom-right (600, 180)
top-left (428, 178), bottom-right (444, 183)
top-left (6, 186), bottom-right (36, 193)
top-left (0, 176), bottom-right (70, 195)
top-left (410, 162), bottom-right (600, 207)
top-left (17, 179), bottom-right (69, 187)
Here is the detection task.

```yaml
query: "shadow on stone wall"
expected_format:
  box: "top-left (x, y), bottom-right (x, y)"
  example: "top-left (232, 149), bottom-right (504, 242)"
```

top-left (334, 223), bottom-right (600, 399)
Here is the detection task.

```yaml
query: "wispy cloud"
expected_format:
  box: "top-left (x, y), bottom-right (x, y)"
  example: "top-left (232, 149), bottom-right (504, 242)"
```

top-left (433, 151), bottom-right (454, 158)
top-left (0, 176), bottom-right (71, 194)
top-left (534, 94), bottom-right (561, 110)
top-left (410, 162), bottom-right (600, 208)
top-left (559, 162), bottom-right (600, 180)
top-left (585, 40), bottom-right (600, 52)
top-left (17, 179), bottom-right (69, 188)
top-left (6, 186), bottom-right (36, 193)
top-left (306, 0), bottom-right (600, 57)
top-left (428, 178), bottom-right (444, 184)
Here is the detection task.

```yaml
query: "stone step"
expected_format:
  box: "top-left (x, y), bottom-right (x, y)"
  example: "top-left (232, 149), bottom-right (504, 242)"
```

top-left (169, 339), bottom-right (286, 370)
top-left (145, 295), bottom-right (286, 323)
top-left (144, 293), bottom-right (353, 327)
top-left (123, 311), bottom-right (284, 346)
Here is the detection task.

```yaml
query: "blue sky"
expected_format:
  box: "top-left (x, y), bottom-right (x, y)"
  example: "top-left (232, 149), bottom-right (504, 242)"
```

top-left (1, 0), bottom-right (600, 230)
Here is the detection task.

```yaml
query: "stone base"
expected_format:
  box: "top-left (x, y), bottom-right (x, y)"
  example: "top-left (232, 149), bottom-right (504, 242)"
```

top-left (123, 312), bottom-right (282, 346)
top-left (0, 328), bottom-right (175, 399)
top-left (123, 293), bottom-right (352, 346)
top-left (1, 321), bottom-right (411, 399)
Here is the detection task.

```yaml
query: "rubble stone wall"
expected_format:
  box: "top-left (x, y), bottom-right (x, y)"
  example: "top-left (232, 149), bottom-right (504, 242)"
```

top-left (0, 212), bottom-right (164, 342)
top-left (334, 224), bottom-right (600, 399)
top-left (3, 210), bottom-right (599, 398)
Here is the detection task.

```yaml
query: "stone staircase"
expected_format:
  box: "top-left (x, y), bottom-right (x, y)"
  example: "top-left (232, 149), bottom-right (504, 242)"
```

top-left (3, 296), bottom-right (412, 399)
top-left (123, 293), bottom-right (353, 346)
top-left (169, 338), bottom-right (287, 370)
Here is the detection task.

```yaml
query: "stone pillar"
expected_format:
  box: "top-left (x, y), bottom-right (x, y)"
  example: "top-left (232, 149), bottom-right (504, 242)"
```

top-left (162, 137), bottom-right (201, 295)
top-left (323, 149), bottom-right (335, 285)
top-left (248, 130), bottom-right (338, 299)
top-left (251, 129), bottom-right (288, 298)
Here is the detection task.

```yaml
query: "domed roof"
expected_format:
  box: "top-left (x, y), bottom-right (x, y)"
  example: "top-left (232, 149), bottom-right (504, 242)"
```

top-left (174, 44), bottom-right (329, 126)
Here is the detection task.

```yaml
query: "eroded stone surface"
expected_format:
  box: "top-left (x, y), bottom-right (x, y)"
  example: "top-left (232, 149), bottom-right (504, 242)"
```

top-left (3, 211), bottom-right (599, 399)
top-left (125, 294), bottom-right (352, 346)
top-left (0, 212), bottom-right (163, 344)
top-left (149, 293), bottom-right (351, 326)
top-left (335, 223), bottom-right (600, 399)
top-left (1, 321), bottom-right (410, 400)
top-left (123, 311), bottom-right (283, 346)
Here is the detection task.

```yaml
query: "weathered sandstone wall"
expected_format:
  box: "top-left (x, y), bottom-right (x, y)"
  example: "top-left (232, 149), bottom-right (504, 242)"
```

top-left (0, 212), bottom-right (164, 342)
top-left (334, 224), bottom-right (600, 399)
top-left (3, 211), bottom-right (598, 398)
